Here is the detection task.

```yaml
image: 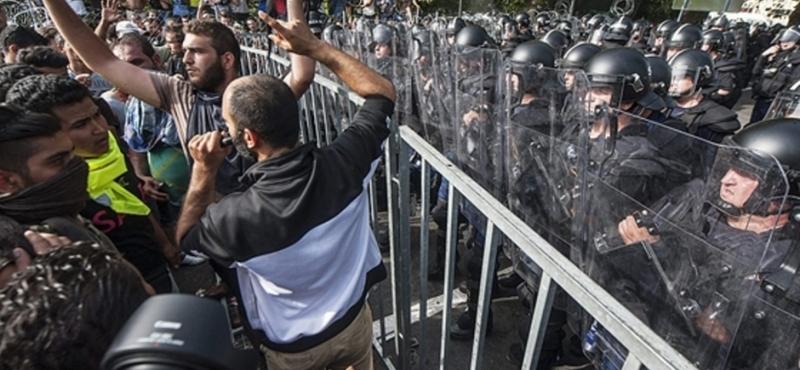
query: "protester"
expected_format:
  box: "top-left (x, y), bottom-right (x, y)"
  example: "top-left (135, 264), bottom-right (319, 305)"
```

top-left (175, 13), bottom-right (395, 370)
top-left (0, 241), bottom-right (152, 370)
top-left (7, 75), bottom-right (181, 293)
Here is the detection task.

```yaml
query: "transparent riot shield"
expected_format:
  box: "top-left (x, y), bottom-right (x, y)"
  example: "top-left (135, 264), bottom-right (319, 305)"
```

top-left (503, 62), bottom-right (592, 290)
top-left (429, 29), bottom-right (458, 155)
top-left (452, 46), bottom-right (504, 199)
top-left (729, 259), bottom-right (800, 370)
top-left (574, 109), bottom-right (790, 370)
top-left (410, 30), bottom-right (451, 152)
top-left (765, 90), bottom-right (800, 120)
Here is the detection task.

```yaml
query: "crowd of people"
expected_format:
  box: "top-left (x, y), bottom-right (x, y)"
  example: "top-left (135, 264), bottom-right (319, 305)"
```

top-left (0, 0), bottom-right (799, 369)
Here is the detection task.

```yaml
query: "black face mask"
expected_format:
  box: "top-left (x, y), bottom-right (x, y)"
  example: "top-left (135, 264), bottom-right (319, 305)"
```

top-left (0, 157), bottom-right (89, 224)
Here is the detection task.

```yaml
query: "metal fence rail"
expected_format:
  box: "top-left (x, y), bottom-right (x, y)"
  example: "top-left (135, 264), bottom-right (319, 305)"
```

top-left (239, 45), bottom-right (700, 370)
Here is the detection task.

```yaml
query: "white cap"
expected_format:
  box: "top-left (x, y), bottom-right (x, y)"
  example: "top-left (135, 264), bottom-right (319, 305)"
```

top-left (116, 21), bottom-right (145, 36)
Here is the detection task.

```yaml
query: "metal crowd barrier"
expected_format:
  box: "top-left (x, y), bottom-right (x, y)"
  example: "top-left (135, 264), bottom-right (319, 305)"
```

top-left (239, 45), bottom-right (700, 370)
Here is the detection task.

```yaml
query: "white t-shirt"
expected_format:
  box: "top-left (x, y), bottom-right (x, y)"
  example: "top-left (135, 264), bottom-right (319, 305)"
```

top-left (66, 0), bottom-right (88, 15)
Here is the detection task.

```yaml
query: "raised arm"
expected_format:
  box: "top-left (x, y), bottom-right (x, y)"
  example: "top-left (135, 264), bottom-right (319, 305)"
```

top-left (259, 0), bottom-right (315, 99)
top-left (94, 0), bottom-right (122, 41)
top-left (263, 14), bottom-right (395, 102)
top-left (42, 0), bottom-right (163, 108)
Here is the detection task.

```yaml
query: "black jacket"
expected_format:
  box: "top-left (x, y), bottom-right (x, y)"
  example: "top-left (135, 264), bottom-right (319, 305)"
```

top-left (677, 97), bottom-right (740, 143)
top-left (752, 48), bottom-right (800, 99)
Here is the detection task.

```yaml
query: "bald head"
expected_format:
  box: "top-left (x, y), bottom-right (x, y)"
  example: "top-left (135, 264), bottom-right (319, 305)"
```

top-left (222, 75), bottom-right (299, 151)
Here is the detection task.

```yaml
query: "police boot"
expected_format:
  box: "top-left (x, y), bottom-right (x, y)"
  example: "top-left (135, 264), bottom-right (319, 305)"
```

top-left (450, 305), bottom-right (493, 340)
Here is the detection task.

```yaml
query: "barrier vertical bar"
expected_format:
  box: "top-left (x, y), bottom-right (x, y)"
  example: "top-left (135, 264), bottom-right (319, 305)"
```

top-left (439, 184), bottom-right (461, 370)
top-left (469, 221), bottom-right (499, 370)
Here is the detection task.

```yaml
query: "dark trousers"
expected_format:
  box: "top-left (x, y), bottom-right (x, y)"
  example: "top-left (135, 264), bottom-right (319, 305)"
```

top-left (750, 98), bottom-right (773, 124)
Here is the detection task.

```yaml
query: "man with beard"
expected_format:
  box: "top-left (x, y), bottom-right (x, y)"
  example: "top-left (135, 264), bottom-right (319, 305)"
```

top-left (175, 13), bottom-right (394, 370)
top-left (41, 0), bottom-right (315, 196)
top-left (0, 106), bottom-right (114, 276)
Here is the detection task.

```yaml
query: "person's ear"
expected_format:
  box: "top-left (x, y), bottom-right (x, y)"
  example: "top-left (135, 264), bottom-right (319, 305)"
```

top-left (0, 170), bottom-right (24, 194)
top-left (221, 51), bottom-right (236, 71)
top-left (243, 127), bottom-right (258, 149)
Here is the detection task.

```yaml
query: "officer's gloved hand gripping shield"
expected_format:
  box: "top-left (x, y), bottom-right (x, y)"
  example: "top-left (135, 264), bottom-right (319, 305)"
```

top-left (574, 109), bottom-right (791, 370)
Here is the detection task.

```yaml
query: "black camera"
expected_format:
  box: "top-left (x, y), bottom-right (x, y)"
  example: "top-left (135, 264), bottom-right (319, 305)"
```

top-left (102, 294), bottom-right (258, 370)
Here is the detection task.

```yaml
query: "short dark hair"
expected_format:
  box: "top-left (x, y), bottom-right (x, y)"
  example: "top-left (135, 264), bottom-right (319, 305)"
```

top-left (0, 242), bottom-right (150, 370)
top-left (228, 75), bottom-right (299, 149)
top-left (113, 33), bottom-right (156, 60)
top-left (6, 74), bottom-right (91, 115)
top-left (184, 19), bottom-right (240, 69)
top-left (1, 25), bottom-right (48, 51)
top-left (16, 45), bottom-right (69, 69)
top-left (0, 104), bottom-right (63, 178)
top-left (163, 23), bottom-right (185, 38)
top-left (0, 64), bottom-right (41, 102)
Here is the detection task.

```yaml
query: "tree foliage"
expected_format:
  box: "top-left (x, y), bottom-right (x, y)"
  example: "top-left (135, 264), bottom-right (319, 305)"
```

top-left (419, 0), bottom-right (696, 24)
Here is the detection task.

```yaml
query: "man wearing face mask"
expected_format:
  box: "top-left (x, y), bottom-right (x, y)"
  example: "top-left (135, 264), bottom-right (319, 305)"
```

top-left (6, 75), bottom-right (181, 294)
top-left (0, 106), bottom-right (115, 284)
top-left (750, 26), bottom-right (800, 123)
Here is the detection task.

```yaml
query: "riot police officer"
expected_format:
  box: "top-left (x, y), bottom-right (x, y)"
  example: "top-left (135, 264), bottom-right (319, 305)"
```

top-left (750, 26), bottom-right (800, 123)
top-left (668, 49), bottom-right (740, 145)
top-left (615, 117), bottom-right (800, 369)
top-left (701, 29), bottom-right (746, 109)
top-left (665, 24), bottom-right (703, 59)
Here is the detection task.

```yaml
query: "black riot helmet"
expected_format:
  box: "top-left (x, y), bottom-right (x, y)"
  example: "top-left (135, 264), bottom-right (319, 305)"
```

top-left (646, 54), bottom-right (672, 97)
top-left (604, 16), bottom-right (634, 46)
top-left (561, 42), bottom-right (601, 69)
top-left (588, 24), bottom-right (608, 46)
top-left (584, 47), bottom-right (651, 106)
top-left (778, 26), bottom-right (800, 45)
top-left (534, 14), bottom-right (550, 30)
top-left (499, 14), bottom-right (513, 26)
top-left (668, 49), bottom-right (715, 98)
top-left (307, 11), bottom-right (325, 37)
top-left (726, 118), bottom-right (800, 212)
top-left (516, 13), bottom-right (531, 28)
top-left (372, 24), bottom-right (394, 45)
top-left (455, 25), bottom-right (495, 48)
top-left (721, 31), bottom-right (737, 54)
top-left (709, 15), bottom-right (729, 30)
top-left (556, 20), bottom-right (573, 34)
top-left (701, 29), bottom-right (725, 52)
top-left (510, 40), bottom-right (558, 67)
top-left (632, 19), bottom-right (651, 37)
top-left (587, 14), bottom-right (607, 30)
top-left (540, 29), bottom-right (570, 56)
top-left (703, 118), bottom-right (800, 218)
top-left (503, 21), bottom-right (519, 41)
top-left (665, 24), bottom-right (703, 57)
top-left (412, 29), bottom-right (432, 62)
top-left (446, 17), bottom-right (466, 37)
top-left (656, 19), bottom-right (680, 38)
top-left (322, 24), bottom-right (344, 45)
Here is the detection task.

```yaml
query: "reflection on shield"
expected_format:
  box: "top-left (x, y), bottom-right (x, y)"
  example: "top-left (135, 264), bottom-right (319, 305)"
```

top-left (573, 110), bottom-right (790, 370)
